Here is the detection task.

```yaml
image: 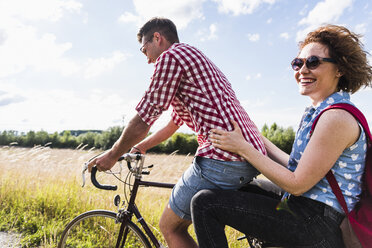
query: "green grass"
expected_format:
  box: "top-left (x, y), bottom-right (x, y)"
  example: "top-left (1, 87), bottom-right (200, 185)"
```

top-left (1, 174), bottom-right (90, 247)
top-left (0, 147), bottom-right (248, 247)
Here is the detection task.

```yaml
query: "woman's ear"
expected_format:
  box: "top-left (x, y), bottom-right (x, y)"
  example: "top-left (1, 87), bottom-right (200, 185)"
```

top-left (336, 69), bottom-right (343, 78)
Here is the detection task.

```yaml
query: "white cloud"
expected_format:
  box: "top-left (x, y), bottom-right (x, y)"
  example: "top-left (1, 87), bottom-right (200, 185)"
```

top-left (239, 96), bottom-right (303, 129)
top-left (0, 24), bottom-right (129, 79)
top-left (354, 23), bottom-right (367, 35)
top-left (299, 4), bottom-right (309, 16)
top-left (267, 18), bottom-right (272, 24)
top-left (118, 0), bottom-right (206, 29)
top-left (0, 85), bottom-right (138, 132)
top-left (0, 21), bottom-right (78, 78)
top-left (84, 51), bottom-right (130, 79)
top-left (354, 23), bottom-right (367, 43)
top-left (247, 33), bottom-right (260, 42)
top-left (0, 0), bottom-right (82, 22)
top-left (199, 24), bottom-right (218, 42)
top-left (212, 0), bottom-right (277, 16)
top-left (209, 24), bottom-right (218, 38)
top-left (0, 84), bottom-right (182, 133)
top-left (118, 11), bottom-right (140, 24)
top-left (245, 73), bottom-right (261, 80)
top-left (0, 0), bottom-right (83, 78)
top-left (0, 29), bottom-right (6, 45)
top-left (0, 91), bottom-right (25, 107)
top-left (280, 32), bottom-right (290, 40)
top-left (296, 0), bottom-right (353, 42)
top-left (0, 0), bottom-right (128, 79)
top-left (298, 0), bottom-right (353, 26)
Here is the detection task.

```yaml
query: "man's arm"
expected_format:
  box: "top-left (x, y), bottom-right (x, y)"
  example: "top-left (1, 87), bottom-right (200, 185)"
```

top-left (88, 113), bottom-right (150, 171)
top-left (131, 119), bottom-right (180, 153)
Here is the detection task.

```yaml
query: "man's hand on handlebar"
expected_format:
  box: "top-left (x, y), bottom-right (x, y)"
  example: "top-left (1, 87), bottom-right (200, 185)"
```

top-left (87, 150), bottom-right (118, 172)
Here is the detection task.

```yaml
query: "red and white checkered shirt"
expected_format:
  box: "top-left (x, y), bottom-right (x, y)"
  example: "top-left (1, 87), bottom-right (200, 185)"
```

top-left (136, 43), bottom-right (266, 161)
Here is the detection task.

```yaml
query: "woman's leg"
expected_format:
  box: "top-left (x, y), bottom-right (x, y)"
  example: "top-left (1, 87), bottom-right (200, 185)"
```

top-left (191, 189), bottom-right (344, 248)
top-left (191, 189), bottom-right (282, 248)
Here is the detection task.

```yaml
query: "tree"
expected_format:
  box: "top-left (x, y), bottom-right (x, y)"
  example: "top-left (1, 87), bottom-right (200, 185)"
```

top-left (77, 132), bottom-right (99, 149)
top-left (100, 126), bottom-right (124, 150)
top-left (60, 131), bottom-right (77, 148)
top-left (261, 123), bottom-right (295, 154)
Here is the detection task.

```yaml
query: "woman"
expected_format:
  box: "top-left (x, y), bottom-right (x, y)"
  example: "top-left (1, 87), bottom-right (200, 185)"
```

top-left (190, 25), bottom-right (372, 248)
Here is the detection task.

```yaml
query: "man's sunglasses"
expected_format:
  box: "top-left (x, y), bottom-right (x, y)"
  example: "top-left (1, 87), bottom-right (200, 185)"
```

top-left (291, 56), bottom-right (336, 71)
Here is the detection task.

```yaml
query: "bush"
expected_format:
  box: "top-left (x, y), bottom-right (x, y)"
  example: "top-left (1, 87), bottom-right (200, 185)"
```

top-left (0, 123), bottom-right (295, 155)
top-left (148, 132), bottom-right (198, 155)
top-left (261, 123), bottom-right (295, 154)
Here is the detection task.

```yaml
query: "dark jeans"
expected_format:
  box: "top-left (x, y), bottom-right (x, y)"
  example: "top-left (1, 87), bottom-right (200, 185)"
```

top-left (191, 187), bottom-right (345, 248)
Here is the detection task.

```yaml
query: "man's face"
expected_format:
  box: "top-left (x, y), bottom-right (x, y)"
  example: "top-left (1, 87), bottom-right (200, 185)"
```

top-left (140, 33), bottom-right (165, 64)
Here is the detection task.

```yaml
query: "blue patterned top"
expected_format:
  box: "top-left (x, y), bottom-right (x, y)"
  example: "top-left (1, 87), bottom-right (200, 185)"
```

top-left (288, 91), bottom-right (367, 213)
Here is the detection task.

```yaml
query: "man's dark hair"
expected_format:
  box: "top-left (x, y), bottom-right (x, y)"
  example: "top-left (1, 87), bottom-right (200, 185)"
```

top-left (137, 17), bottom-right (179, 44)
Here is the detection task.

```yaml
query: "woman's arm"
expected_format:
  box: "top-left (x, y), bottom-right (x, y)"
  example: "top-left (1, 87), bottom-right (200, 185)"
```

top-left (210, 110), bottom-right (360, 195)
top-left (262, 136), bottom-right (290, 167)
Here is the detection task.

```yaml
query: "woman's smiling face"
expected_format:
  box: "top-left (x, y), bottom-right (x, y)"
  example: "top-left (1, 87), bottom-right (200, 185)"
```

top-left (295, 42), bottom-right (342, 106)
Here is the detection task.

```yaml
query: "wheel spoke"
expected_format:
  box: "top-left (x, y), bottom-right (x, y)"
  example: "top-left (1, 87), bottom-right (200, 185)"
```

top-left (58, 210), bottom-right (151, 248)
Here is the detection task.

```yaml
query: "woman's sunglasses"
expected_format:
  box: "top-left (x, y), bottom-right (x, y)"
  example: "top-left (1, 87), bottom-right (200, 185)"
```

top-left (291, 56), bottom-right (336, 71)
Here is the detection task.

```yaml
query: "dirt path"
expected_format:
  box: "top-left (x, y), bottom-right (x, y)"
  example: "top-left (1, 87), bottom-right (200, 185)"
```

top-left (0, 232), bottom-right (21, 248)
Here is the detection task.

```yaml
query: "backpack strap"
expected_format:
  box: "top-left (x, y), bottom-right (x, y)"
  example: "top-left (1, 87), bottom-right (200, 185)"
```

top-left (311, 103), bottom-right (372, 215)
top-left (311, 103), bottom-right (372, 140)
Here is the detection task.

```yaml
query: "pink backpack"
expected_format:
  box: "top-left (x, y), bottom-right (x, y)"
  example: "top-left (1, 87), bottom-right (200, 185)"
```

top-left (311, 103), bottom-right (372, 248)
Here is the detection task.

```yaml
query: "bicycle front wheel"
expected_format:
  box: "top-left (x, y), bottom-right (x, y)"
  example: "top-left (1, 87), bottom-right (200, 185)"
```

top-left (58, 210), bottom-right (151, 248)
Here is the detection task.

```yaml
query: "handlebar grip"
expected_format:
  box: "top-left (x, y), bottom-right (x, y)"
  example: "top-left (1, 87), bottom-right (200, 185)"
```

top-left (91, 167), bottom-right (118, 191)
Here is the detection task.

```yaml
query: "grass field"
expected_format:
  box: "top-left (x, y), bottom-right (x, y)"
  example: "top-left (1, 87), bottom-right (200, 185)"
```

top-left (0, 146), bottom-right (248, 247)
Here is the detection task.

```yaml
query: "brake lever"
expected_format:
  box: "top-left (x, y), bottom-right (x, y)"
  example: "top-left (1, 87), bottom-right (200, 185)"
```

top-left (82, 162), bottom-right (88, 187)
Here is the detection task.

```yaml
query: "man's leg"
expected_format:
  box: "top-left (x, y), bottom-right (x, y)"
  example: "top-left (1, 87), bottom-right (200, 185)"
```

top-left (159, 156), bottom-right (259, 247)
top-left (159, 204), bottom-right (197, 248)
top-left (158, 161), bottom-right (203, 248)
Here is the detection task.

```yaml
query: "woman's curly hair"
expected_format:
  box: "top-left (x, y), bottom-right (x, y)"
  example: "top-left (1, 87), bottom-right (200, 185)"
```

top-left (300, 24), bottom-right (372, 93)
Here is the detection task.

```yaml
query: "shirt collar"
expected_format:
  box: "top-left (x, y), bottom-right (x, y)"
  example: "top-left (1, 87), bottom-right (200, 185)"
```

top-left (314, 91), bottom-right (350, 112)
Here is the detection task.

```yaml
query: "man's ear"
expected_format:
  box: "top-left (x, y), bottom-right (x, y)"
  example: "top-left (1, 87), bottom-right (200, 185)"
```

top-left (153, 32), bottom-right (161, 43)
top-left (336, 69), bottom-right (343, 78)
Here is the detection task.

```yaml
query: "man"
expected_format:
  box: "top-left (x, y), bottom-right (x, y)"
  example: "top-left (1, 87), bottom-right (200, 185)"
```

top-left (88, 17), bottom-right (266, 248)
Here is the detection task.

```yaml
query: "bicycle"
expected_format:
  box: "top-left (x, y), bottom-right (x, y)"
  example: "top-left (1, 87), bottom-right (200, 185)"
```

top-left (58, 152), bottom-right (279, 248)
top-left (58, 153), bottom-right (175, 248)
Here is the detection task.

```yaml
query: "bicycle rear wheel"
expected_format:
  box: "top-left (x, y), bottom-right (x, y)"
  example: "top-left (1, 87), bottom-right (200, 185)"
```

top-left (58, 210), bottom-right (151, 248)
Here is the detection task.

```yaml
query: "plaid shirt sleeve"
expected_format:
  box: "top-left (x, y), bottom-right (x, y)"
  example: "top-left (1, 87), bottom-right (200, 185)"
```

top-left (171, 108), bottom-right (184, 126)
top-left (136, 53), bottom-right (184, 126)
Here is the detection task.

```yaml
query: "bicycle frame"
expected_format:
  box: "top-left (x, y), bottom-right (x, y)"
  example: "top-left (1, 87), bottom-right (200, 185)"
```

top-left (116, 171), bottom-right (175, 248)
top-left (84, 153), bottom-right (175, 248)
top-left (81, 153), bottom-right (277, 248)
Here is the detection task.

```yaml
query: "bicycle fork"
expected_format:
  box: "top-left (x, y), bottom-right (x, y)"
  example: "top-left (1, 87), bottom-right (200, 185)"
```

top-left (117, 182), bottom-right (166, 247)
top-left (115, 210), bottom-right (132, 248)
top-left (115, 181), bottom-right (140, 248)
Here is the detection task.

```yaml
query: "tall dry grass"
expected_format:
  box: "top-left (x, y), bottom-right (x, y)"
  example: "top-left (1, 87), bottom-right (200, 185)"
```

top-left (0, 146), bottom-right (248, 247)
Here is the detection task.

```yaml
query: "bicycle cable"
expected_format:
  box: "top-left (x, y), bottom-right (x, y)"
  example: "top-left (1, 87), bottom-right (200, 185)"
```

top-left (124, 169), bottom-right (133, 204)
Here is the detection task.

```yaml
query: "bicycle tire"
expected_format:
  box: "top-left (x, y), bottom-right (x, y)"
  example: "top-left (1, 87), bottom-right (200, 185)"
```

top-left (58, 210), bottom-right (151, 248)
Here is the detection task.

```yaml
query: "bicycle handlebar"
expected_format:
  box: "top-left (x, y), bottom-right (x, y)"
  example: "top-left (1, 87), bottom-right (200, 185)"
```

top-left (85, 153), bottom-right (146, 191)
top-left (90, 166), bottom-right (118, 191)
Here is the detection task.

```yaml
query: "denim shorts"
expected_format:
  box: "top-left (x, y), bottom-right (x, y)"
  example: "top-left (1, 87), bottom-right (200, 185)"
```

top-left (169, 156), bottom-right (259, 220)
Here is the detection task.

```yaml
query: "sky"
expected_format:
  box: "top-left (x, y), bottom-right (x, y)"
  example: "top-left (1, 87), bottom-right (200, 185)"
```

top-left (0, 0), bottom-right (371, 135)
